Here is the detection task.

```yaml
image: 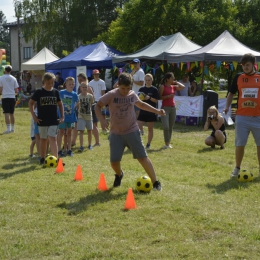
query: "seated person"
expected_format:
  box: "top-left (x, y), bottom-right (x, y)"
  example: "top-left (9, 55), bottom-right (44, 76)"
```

top-left (204, 105), bottom-right (226, 149)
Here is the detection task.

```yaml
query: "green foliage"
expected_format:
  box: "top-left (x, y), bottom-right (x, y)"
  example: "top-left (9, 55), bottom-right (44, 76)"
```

top-left (1, 108), bottom-right (260, 259)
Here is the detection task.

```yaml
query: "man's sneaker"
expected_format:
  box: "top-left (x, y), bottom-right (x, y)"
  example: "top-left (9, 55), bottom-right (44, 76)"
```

top-left (93, 143), bottom-right (101, 147)
top-left (153, 180), bottom-right (162, 191)
top-left (3, 130), bottom-right (11, 134)
top-left (78, 146), bottom-right (84, 152)
top-left (230, 167), bottom-right (240, 178)
top-left (87, 145), bottom-right (93, 150)
top-left (146, 143), bottom-right (150, 149)
top-left (67, 150), bottom-right (74, 156)
top-left (29, 154), bottom-right (36, 158)
top-left (58, 150), bottom-right (66, 157)
top-left (113, 171), bottom-right (124, 187)
top-left (10, 130), bottom-right (15, 133)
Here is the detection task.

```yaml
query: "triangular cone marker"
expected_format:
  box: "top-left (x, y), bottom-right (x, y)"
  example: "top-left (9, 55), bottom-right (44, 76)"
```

top-left (74, 165), bottom-right (83, 181)
top-left (55, 158), bottom-right (64, 173)
top-left (124, 188), bottom-right (137, 210)
top-left (98, 173), bottom-right (108, 191)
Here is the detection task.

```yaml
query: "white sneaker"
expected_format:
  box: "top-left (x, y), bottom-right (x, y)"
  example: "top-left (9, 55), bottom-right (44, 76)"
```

top-left (163, 145), bottom-right (172, 149)
top-left (230, 167), bottom-right (240, 178)
top-left (3, 130), bottom-right (11, 134)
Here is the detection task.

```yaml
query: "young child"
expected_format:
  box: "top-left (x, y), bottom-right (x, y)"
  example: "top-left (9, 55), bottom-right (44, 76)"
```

top-left (204, 105), bottom-right (226, 149)
top-left (57, 77), bottom-right (79, 156)
top-left (29, 103), bottom-right (40, 158)
top-left (29, 72), bottom-right (64, 165)
top-left (95, 72), bottom-right (165, 190)
top-left (76, 82), bottom-right (94, 152)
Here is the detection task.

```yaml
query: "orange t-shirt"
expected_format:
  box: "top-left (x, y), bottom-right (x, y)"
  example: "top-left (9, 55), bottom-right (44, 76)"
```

top-left (230, 72), bottom-right (260, 116)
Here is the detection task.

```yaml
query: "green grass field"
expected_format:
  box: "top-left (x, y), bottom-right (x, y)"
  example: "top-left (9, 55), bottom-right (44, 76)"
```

top-left (1, 107), bottom-right (260, 260)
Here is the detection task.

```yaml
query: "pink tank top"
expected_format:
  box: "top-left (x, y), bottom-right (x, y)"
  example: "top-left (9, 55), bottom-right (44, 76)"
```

top-left (162, 85), bottom-right (176, 107)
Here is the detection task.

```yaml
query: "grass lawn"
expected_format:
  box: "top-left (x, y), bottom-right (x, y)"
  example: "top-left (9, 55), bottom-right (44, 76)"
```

top-left (1, 107), bottom-right (260, 259)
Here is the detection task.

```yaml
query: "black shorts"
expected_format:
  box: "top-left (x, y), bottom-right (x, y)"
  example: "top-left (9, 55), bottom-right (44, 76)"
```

top-left (211, 131), bottom-right (227, 143)
top-left (2, 98), bottom-right (16, 114)
top-left (137, 113), bottom-right (157, 122)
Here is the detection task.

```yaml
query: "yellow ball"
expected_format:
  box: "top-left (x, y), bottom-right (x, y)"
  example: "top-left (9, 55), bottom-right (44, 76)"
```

top-left (238, 170), bottom-right (253, 182)
top-left (44, 155), bottom-right (58, 167)
top-left (136, 176), bottom-right (152, 192)
top-left (138, 92), bottom-right (145, 101)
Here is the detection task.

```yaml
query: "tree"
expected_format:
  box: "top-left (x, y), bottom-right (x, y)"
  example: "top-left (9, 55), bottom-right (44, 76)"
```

top-left (0, 11), bottom-right (10, 61)
top-left (98, 0), bottom-right (240, 53)
top-left (16, 0), bottom-right (129, 56)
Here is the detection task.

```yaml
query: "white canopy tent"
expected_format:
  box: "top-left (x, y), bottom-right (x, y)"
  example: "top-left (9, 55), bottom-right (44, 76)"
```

top-left (21, 47), bottom-right (59, 71)
top-left (112, 32), bottom-right (201, 63)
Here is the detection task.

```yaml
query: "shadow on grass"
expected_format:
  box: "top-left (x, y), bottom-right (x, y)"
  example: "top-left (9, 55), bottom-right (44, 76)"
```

top-left (206, 177), bottom-right (260, 193)
top-left (0, 164), bottom-right (38, 179)
top-left (57, 189), bottom-right (127, 215)
top-left (197, 147), bottom-right (220, 153)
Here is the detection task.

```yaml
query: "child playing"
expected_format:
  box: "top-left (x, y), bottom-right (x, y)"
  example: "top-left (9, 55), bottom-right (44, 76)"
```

top-left (76, 82), bottom-right (94, 152)
top-left (95, 72), bottom-right (165, 190)
top-left (29, 103), bottom-right (40, 158)
top-left (57, 77), bottom-right (79, 156)
top-left (29, 72), bottom-right (64, 165)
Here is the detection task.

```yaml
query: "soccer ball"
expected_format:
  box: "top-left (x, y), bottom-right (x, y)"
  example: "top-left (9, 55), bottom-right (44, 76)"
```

top-left (138, 92), bottom-right (145, 101)
top-left (136, 175), bottom-right (153, 192)
top-left (44, 155), bottom-right (58, 167)
top-left (238, 170), bottom-right (253, 182)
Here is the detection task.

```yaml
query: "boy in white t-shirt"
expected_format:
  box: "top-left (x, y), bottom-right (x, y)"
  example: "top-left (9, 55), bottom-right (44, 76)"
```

top-left (95, 72), bottom-right (165, 191)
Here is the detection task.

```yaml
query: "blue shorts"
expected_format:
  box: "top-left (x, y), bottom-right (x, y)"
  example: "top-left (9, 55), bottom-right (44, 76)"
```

top-left (59, 122), bottom-right (75, 129)
top-left (109, 130), bottom-right (147, 162)
top-left (235, 115), bottom-right (260, 146)
top-left (34, 122), bottom-right (39, 135)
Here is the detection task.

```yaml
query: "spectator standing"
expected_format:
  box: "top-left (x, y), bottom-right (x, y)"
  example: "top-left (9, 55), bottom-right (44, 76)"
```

top-left (130, 59), bottom-right (145, 117)
top-left (88, 69), bottom-right (106, 145)
top-left (159, 72), bottom-right (185, 149)
top-left (0, 65), bottom-right (19, 134)
top-left (177, 74), bottom-right (190, 96)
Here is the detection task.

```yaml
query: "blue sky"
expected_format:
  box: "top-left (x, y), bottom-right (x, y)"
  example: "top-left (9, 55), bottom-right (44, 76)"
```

top-left (0, 0), bottom-right (16, 23)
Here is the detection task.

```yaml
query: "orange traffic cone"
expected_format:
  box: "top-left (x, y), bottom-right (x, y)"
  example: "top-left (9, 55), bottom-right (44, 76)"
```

top-left (124, 188), bottom-right (137, 210)
top-left (97, 172), bottom-right (108, 191)
top-left (55, 158), bottom-right (64, 173)
top-left (74, 164), bottom-right (83, 181)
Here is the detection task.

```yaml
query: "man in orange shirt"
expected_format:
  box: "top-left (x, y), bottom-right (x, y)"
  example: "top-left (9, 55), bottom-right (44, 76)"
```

top-left (224, 53), bottom-right (260, 178)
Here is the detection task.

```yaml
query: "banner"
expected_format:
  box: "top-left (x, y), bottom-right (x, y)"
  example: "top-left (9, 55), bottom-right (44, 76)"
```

top-left (158, 97), bottom-right (231, 118)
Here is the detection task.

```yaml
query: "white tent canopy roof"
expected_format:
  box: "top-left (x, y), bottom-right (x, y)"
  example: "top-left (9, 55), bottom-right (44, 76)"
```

top-left (112, 32), bottom-right (201, 63)
top-left (21, 47), bottom-right (59, 71)
top-left (166, 30), bottom-right (260, 62)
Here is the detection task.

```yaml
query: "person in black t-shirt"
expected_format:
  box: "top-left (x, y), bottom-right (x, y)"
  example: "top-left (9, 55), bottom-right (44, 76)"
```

top-left (137, 73), bottom-right (160, 149)
top-left (29, 72), bottom-right (64, 165)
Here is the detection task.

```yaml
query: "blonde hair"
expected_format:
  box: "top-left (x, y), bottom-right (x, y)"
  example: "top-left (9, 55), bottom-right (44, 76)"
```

top-left (207, 105), bottom-right (220, 120)
top-left (65, 76), bottom-right (75, 83)
top-left (145, 73), bottom-right (153, 81)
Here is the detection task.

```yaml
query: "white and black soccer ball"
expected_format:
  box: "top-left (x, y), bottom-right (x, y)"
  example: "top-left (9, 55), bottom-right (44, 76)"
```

top-left (238, 170), bottom-right (253, 182)
top-left (136, 175), bottom-right (152, 192)
top-left (44, 155), bottom-right (58, 168)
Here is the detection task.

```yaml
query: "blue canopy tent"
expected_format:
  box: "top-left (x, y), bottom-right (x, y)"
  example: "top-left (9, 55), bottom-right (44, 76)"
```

top-left (45, 41), bottom-right (124, 83)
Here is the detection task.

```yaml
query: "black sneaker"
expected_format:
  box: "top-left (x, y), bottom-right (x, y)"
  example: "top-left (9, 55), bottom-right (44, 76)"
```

top-left (39, 157), bottom-right (45, 165)
top-left (153, 180), bottom-right (162, 191)
top-left (113, 171), bottom-right (124, 187)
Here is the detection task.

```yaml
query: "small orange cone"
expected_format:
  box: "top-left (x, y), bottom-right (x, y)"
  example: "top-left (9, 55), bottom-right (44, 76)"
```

top-left (55, 158), bottom-right (64, 173)
top-left (74, 164), bottom-right (83, 181)
top-left (124, 188), bottom-right (137, 210)
top-left (98, 173), bottom-right (108, 191)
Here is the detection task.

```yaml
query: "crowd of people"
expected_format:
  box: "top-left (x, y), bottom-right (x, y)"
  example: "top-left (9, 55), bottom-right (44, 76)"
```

top-left (1, 53), bottom-right (260, 188)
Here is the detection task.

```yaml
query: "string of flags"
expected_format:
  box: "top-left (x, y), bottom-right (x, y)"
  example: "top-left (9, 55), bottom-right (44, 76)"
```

top-left (113, 60), bottom-right (260, 75)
